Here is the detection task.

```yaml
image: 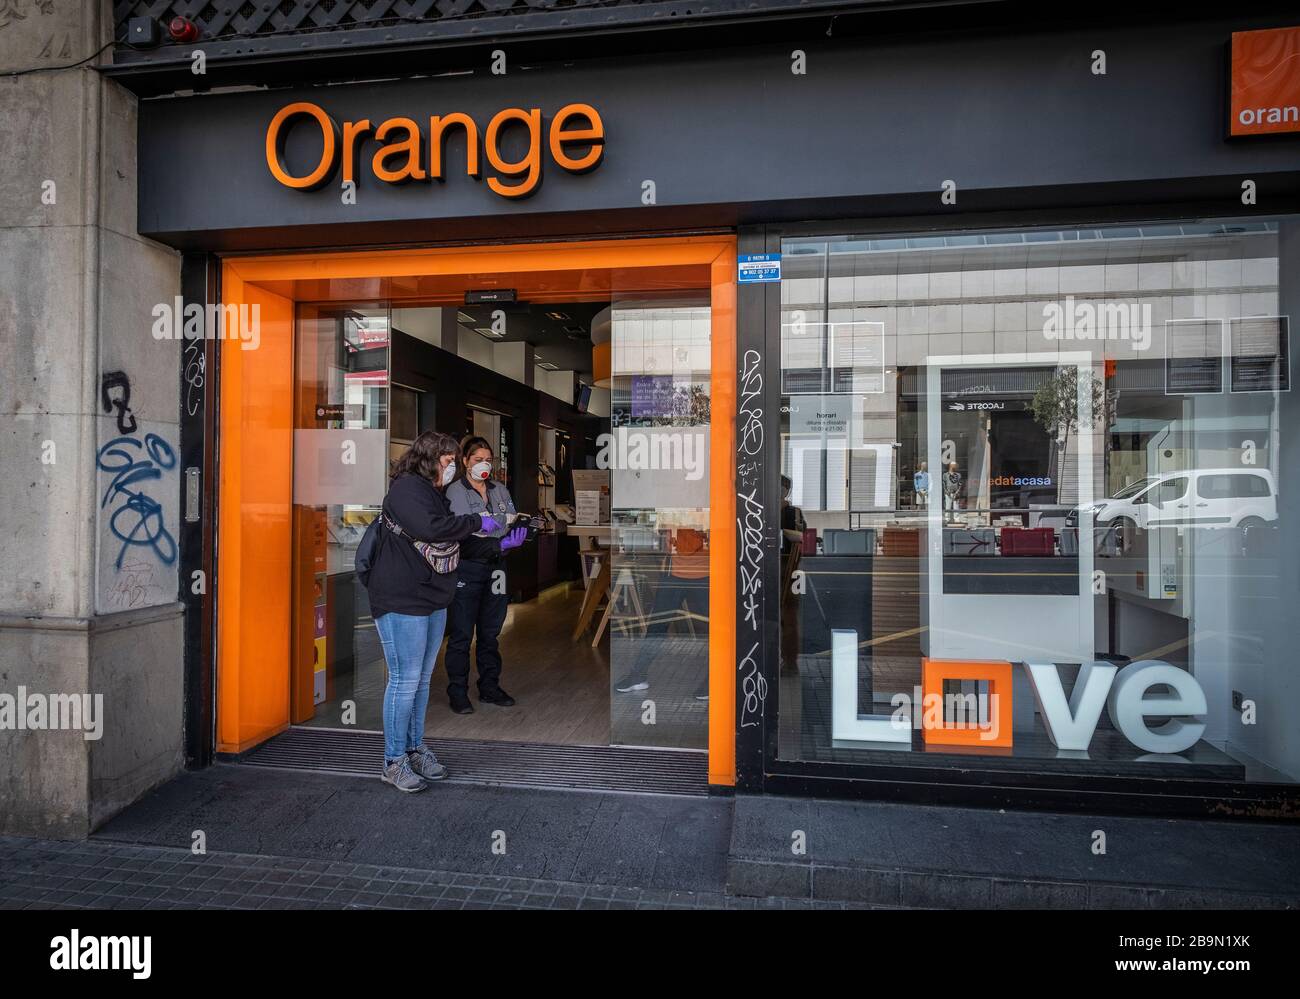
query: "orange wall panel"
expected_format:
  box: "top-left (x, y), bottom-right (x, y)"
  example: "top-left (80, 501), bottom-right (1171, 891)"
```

top-left (217, 266), bottom-right (295, 753)
top-left (708, 248), bottom-right (737, 786)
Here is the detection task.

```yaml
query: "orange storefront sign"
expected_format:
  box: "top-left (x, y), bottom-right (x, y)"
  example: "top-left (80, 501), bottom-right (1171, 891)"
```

top-left (1230, 26), bottom-right (1300, 136)
top-left (265, 100), bottom-right (605, 198)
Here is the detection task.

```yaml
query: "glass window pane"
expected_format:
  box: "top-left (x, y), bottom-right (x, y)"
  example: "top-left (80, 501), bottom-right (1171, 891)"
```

top-left (776, 218), bottom-right (1295, 785)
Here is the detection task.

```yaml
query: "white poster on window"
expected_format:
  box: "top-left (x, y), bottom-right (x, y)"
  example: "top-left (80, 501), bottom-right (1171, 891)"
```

top-left (788, 395), bottom-right (851, 511)
top-left (789, 394), bottom-right (851, 437)
top-left (293, 428), bottom-right (388, 506)
top-left (605, 426), bottom-right (710, 511)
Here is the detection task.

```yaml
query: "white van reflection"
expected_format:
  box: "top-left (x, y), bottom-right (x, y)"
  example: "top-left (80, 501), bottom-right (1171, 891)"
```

top-left (1067, 469), bottom-right (1278, 541)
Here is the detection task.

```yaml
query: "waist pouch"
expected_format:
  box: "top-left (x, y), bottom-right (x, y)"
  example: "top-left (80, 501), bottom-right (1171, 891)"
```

top-left (383, 512), bottom-right (460, 574)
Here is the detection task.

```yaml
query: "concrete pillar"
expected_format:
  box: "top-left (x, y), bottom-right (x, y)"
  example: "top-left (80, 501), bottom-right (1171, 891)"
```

top-left (0, 1), bottom-right (184, 837)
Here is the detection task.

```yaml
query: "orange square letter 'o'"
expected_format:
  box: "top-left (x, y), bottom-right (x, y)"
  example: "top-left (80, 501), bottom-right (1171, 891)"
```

top-left (921, 658), bottom-right (1013, 748)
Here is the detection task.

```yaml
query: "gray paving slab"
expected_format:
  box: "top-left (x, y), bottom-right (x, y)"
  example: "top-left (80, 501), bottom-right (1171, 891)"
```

top-left (76, 761), bottom-right (1300, 910)
top-left (94, 763), bottom-right (732, 891)
top-left (728, 794), bottom-right (1300, 906)
top-left (2, 836), bottom-right (874, 911)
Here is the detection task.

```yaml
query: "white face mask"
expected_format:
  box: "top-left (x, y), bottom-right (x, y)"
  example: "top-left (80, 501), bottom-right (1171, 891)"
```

top-left (441, 463), bottom-right (456, 486)
top-left (470, 461), bottom-right (492, 482)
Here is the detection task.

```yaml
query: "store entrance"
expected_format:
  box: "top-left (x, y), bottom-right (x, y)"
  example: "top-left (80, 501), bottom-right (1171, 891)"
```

top-left (215, 238), bottom-right (736, 781)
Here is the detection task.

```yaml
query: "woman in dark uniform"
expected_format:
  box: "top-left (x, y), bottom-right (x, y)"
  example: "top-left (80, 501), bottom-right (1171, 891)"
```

top-left (444, 435), bottom-right (528, 714)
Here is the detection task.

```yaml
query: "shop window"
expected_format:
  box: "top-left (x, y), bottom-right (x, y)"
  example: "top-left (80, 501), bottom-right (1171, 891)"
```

top-left (774, 217), bottom-right (1297, 785)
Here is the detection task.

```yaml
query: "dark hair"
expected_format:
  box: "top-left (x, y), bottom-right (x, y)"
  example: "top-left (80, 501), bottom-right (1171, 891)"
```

top-left (456, 435), bottom-right (494, 487)
top-left (390, 431), bottom-right (461, 487)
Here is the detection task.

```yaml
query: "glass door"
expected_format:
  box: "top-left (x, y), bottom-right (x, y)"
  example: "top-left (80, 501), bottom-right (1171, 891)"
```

top-left (290, 303), bottom-right (391, 726)
top-left (604, 291), bottom-right (714, 750)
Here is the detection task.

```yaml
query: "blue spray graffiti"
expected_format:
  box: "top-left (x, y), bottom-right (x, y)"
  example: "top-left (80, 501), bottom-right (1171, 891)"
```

top-left (97, 372), bottom-right (177, 570)
top-left (97, 435), bottom-right (177, 570)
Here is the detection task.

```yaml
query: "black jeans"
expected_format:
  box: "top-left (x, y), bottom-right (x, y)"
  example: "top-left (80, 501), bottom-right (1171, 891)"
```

top-left (445, 559), bottom-right (509, 698)
top-left (623, 576), bottom-right (709, 695)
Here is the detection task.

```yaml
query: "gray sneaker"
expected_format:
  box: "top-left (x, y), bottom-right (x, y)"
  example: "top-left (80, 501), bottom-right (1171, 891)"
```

top-left (406, 745), bottom-right (448, 781)
top-left (381, 755), bottom-right (426, 793)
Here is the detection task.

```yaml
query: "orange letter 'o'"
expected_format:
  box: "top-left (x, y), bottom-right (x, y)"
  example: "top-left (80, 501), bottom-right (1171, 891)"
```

top-left (266, 102), bottom-right (337, 189)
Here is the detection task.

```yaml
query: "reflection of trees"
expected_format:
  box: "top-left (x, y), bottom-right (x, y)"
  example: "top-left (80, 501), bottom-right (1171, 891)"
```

top-left (1032, 367), bottom-right (1111, 502)
top-left (637, 383), bottom-right (712, 426)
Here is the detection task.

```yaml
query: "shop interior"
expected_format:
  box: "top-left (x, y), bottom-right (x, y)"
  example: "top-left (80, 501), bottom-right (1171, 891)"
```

top-left (277, 253), bottom-right (718, 754)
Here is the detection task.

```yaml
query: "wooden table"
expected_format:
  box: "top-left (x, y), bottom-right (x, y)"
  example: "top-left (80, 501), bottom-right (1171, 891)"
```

top-left (570, 525), bottom-right (613, 641)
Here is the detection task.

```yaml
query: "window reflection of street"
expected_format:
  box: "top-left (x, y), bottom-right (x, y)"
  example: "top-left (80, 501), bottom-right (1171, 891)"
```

top-left (774, 221), bottom-right (1292, 784)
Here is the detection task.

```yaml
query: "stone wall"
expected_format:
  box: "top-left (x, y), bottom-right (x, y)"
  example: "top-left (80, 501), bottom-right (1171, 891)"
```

top-left (0, 0), bottom-right (184, 837)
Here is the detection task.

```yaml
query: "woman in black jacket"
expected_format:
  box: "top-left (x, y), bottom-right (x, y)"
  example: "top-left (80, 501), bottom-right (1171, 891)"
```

top-left (368, 431), bottom-right (502, 793)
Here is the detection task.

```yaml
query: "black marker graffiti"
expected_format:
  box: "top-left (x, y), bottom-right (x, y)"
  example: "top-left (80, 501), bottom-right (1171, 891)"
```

top-left (100, 371), bottom-right (137, 434)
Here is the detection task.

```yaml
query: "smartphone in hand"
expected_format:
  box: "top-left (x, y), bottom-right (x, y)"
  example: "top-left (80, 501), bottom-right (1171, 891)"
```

top-left (512, 512), bottom-right (544, 540)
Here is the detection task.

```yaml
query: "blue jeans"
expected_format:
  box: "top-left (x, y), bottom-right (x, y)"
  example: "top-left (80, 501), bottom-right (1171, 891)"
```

top-left (375, 609), bottom-right (446, 763)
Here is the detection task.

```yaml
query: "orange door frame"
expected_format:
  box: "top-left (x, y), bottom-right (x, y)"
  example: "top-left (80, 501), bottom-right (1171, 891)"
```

top-left (217, 236), bottom-right (738, 786)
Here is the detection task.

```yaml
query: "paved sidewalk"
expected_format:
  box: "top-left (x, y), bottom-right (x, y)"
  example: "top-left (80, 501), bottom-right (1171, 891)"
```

top-left (0, 836), bottom-right (876, 910)
top-left (729, 796), bottom-right (1300, 908)
top-left (92, 764), bottom-right (732, 890)
top-left (5, 762), bottom-right (1297, 910)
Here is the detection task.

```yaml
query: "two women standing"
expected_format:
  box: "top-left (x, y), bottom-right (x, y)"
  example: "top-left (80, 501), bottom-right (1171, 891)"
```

top-left (365, 432), bottom-right (500, 793)
top-left (363, 431), bottom-right (526, 793)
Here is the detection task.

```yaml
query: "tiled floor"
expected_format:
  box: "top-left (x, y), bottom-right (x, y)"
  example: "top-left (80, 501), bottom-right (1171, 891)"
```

top-left (0, 836), bottom-right (884, 910)
top-left (303, 578), bottom-right (709, 751)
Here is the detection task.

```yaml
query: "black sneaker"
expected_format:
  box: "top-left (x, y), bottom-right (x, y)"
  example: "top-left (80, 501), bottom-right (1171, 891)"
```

top-left (449, 692), bottom-right (474, 714)
top-left (479, 687), bottom-right (516, 707)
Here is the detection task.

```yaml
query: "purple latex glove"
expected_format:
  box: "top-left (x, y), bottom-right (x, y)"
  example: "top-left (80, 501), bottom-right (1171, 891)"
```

top-left (479, 513), bottom-right (502, 534)
top-left (500, 527), bottom-right (528, 552)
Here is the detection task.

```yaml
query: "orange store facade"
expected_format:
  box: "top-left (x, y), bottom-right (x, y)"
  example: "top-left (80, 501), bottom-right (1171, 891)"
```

top-left (123, 13), bottom-right (1300, 817)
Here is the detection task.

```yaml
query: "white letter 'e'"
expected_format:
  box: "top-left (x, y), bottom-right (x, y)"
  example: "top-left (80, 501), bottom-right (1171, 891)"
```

top-left (1106, 660), bottom-right (1207, 754)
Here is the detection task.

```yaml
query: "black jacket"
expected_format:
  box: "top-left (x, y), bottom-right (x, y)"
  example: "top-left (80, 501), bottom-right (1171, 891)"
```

top-left (366, 473), bottom-right (484, 617)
